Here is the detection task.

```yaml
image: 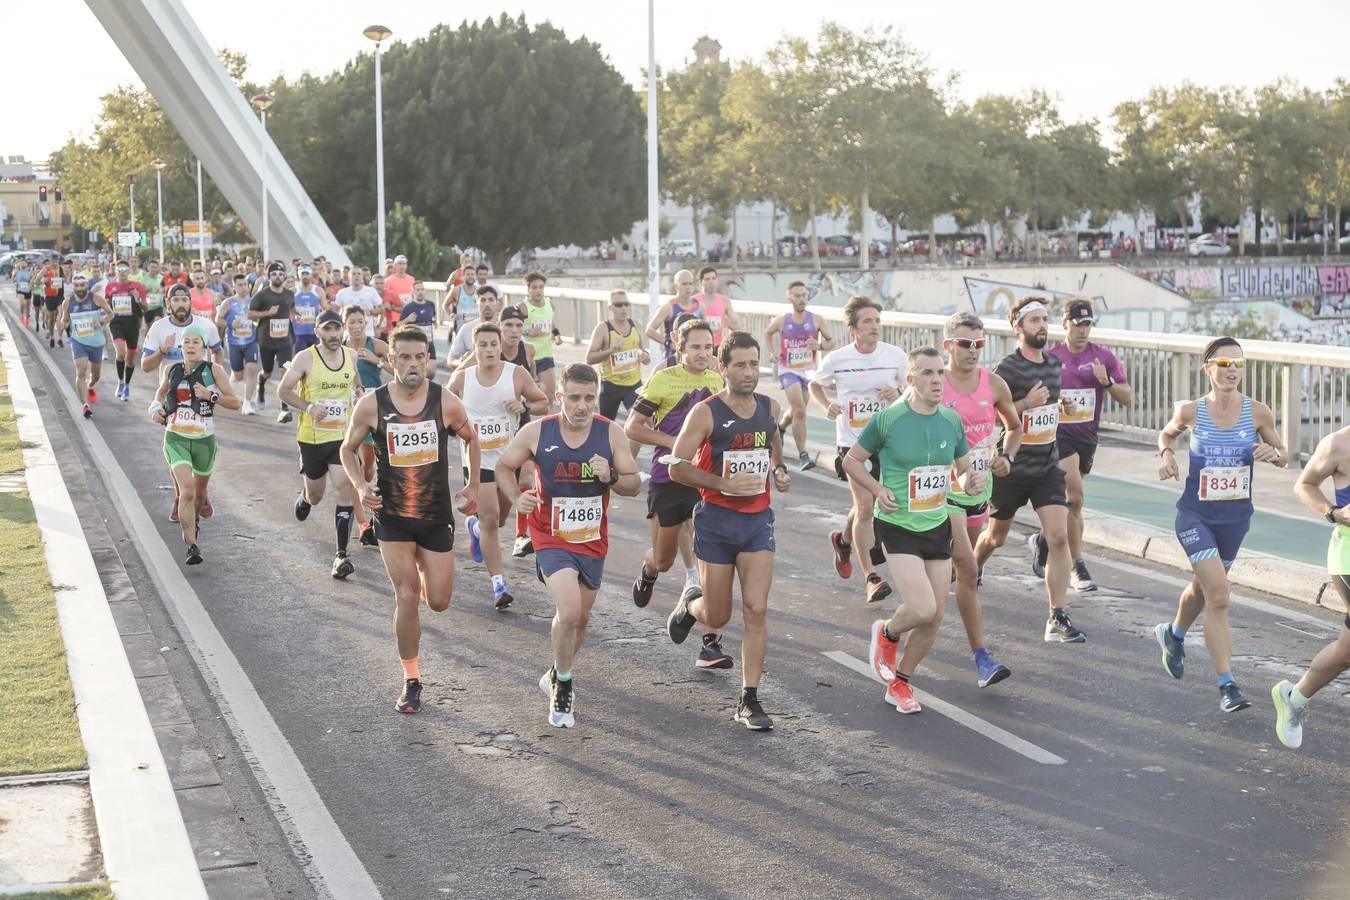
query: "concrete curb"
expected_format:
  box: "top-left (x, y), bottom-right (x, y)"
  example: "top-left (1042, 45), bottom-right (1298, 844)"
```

top-left (803, 443), bottom-right (1343, 614)
top-left (0, 316), bottom-right (206, 898)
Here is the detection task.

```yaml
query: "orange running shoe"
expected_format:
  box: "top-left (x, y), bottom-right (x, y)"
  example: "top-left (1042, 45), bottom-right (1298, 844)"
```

top-left (869, 620), bottom-right (898, 683)
top-left (886, 677), bottom-right (921, 714)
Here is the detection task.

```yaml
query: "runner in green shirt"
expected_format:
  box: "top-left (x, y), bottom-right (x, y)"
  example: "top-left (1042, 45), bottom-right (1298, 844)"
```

top-left (844, 347), bottom-right (982, 715)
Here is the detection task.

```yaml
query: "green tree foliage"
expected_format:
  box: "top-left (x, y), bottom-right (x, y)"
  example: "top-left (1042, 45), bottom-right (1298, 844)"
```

top-left (348, 202), bottom-right (454, 278)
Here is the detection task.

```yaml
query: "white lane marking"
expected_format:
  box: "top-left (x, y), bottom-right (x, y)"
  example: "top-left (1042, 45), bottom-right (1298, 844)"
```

top-left (0, 313), bottom-right (206, 898)
top-left (821, 651), bottom-right (1067, 766)
top-left (10, 312), bottom-right (381, 899)
top-left (1089, 554), bottom-right (1340, 629)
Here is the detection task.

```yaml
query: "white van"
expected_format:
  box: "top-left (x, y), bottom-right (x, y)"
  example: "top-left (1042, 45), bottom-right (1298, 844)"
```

top-left (666, 239), bottom-right (696, 260)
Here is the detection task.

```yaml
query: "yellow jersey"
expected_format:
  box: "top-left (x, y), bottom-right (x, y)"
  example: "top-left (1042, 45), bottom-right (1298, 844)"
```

top-left (296, 345), bottom-right (359, 444)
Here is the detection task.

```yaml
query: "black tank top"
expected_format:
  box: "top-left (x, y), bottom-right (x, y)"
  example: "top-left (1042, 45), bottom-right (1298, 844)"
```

top-left (372, 381), bottom-right (453, 522)
top-left (504, 339), bottom-right (534, 428)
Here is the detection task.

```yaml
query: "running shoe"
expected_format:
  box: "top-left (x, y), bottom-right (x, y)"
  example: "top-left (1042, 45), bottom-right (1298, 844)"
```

top-left (1219, 682), bottom-right (1251, 713)
top-left (1071, 560), bottom-right (1098, 592)
top-left (114, 383), bottom-right (125, 401)
top-left (696, 633), bottom-right (734, 670)
top-left (241, 400), bottom-right (255, 416)
top-left (632, 569), bottom-right (657, 609)
top-left (1044, 610), bottom-right (1086, 643)
top-left (294, 493), bottom-right (312, 522)
top-left (864, 574), bottom-right (892, 604)
top-left (396, 678), bottom-right (422, 714)
top-left (48, 336), bottom-right (55, 348)
top-left (359, 523), bottom-right (379, 547)
top-left (82, 404), bottom-right (93, 420)
top-left (1029, 531), bottom-right (1048, 578)
top-left (512, 535), bottom-right (533, 558)
top-left (973, 649), bottom-right (1011, 688)
top-left (57, 337), bottom-right (63, 347)
top-left (19, 315), bottom-right (27, 329)
top-left (869, 620), bottom-right (898, 682)
top-left (185, 543), bottom-right (203, 566)
top-left (1271, 680), bottom-right (1306, 749)
top-left (493, 581), bottom-right (514, 611)
top-left (1155, 623), bottom-right (1184, 679)
top-left (331, 551), bottom-right (354, 580)
top-left (169, 494), bottom-right (180, 523)
top-left (87, 387), bottom-right (97, 404)
top-left (256, 375), bottom-right (266, 407)
top-left (277, 409), bottom-right (293, 424)
top-left (666, 592), bottom-right (698, 644)
top-left (549, 674), bottom-right (575, 728)
top-left (798, 450), bottom-right (814, 471)
top-left (734, 695), bottom-right (774, 730)
top-left (830, 530), bottom-right (853, 579)
top-left (678, 580), bottom-right (703, 607)
top-left (538, 668), bottom-right (553, 696)
top-left (466, 515), bottom-right (483, 563)
top-left (886, 678), bottom-right (922, 714)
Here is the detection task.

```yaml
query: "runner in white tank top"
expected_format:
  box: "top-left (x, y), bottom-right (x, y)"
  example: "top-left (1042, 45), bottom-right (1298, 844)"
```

top-left (448, 322), bottom-right (550, 609)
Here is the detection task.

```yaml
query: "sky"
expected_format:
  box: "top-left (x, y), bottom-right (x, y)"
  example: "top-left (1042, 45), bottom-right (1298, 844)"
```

top-left (11, 0), bottom-right (1350, 163)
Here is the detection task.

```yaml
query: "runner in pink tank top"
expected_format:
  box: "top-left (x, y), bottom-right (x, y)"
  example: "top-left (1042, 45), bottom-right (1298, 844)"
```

top-left (693, 265), bottom-right (739, 348)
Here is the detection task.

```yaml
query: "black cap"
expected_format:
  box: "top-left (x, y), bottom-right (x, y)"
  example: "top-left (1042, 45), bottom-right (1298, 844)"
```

top-left (1065, 299), bottom-right (1095, 324)
top-left (316, 309), bottom-right (343, 327)
top-left (499, 304), bottom-right (526, 322)
top-left (267, 261), bottom-right (285, 274)
top-left (167, 283), bottom-right (191, 299)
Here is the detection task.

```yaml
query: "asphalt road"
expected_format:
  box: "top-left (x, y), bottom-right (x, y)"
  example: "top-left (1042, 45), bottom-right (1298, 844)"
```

top-left (11, 308), bottom-right (1350, 900)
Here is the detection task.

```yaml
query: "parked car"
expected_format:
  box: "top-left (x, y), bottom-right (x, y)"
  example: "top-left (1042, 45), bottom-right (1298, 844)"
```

top-left (666, 239), bottom-right (696, 260)
top-left (1187, 233), bottom-right (1231, 257)
top-left (0, 249), bottom-right (58, 278)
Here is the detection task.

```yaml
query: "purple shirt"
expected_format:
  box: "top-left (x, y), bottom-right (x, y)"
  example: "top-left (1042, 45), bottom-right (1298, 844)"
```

top-left (1050, 341), bottom-right (1126, 442)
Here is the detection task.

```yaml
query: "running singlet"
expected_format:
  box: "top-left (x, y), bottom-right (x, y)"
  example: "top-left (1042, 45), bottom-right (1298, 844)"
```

top-left (779, 311), bottom-right (820, 376)
top-left (162, 361), bottom-right (218, 438)
top-left (222, 297), bottom-right (256, 346)
top-left (600, 321), bottom-right (642, 387)
top-left (693, 394), bottom-right (777, 514)
top-left (1051, 341), bottom-right (1126, 442)
top-left (372, 381), bottom-right (453, 522)
top-left (293, 291), bottom-right (321, 336)
top-left (857, 400), bottom-right (969, 533)
top-left (528, 415), bottom-right (613, 557)
top-left (523, 298), bottom-right (555, 361)
top-left (461, 362), bottom-right (520, 469)
top-left (67, 295), bottom-right (105, 346)
top-left (810, 341), bottom-right (908, 448)
top-left (943, 368), bottom-right (996, 507)
top-left (190, 288), bottom-right (216, 321)
top-left (1177, 396), bottom-right (1255, 522)
top-left (142, 317), bottom-right (223, 366)
top-left (296, 346), bottom-right (358, 444)
top-left (104, 280), bottom-right (145, 318)
top-left (137, 274), bottom-right (164, 310)
top-left (692, 292), bottom-right (727, 347)
top-left (352, 336), bottom-right (383, 389)
top-left (993, 349), bottom-right (1063, 478)
top-left (632, 365), bottom-right (724, 483)
top-left (16, 269), bottom-right (30, 292)
top-left (663, 299), bottom-right (704, 362)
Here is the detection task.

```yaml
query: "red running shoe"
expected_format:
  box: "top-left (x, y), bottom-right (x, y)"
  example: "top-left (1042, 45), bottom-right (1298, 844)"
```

top-left (830, 530), bottom-right (853, 579)
top-left (886, 678), bottom-right (921, 714)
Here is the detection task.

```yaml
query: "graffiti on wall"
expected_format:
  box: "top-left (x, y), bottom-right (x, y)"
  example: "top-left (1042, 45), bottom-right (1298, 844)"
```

top-left (1138, 264), bottom-right (1350, 308)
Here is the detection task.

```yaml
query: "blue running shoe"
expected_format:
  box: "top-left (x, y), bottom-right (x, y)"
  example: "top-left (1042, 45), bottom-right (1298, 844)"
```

top-left (467, 515), bottom-right (483, 563)
top-left (1155, 623), bottom-right (1184, 679)
top-left (973, 649), bottom-right (1011, 688)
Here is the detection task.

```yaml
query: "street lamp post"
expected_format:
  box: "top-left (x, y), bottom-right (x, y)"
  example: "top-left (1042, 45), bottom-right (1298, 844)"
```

top-left (646, 0), bottom-right (659, 312)
top-left (251, 92), bottom-right (274, 263)
top-left (196, 159), bottom-right (206, 267)
top-left (151, 158), bottom-right (166, 264)
top-left (364, 25), bottom-right (393, 269)
top-left (126, 173), bottom-right (136, 262)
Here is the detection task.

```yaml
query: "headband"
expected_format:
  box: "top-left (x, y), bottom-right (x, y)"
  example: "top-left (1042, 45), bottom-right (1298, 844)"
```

top-left (1015, 301), bottom-right (1046, 323)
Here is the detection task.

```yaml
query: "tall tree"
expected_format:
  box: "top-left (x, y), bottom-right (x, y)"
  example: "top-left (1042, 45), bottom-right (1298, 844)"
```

top-left (348, 202), bottom-right (453, 277)
top-left (657, 55), bottom-right (738, 261)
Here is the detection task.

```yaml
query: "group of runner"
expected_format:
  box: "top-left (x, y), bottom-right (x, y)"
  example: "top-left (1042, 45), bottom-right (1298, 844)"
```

top-left (14, 256), bottom-right (1350, 746)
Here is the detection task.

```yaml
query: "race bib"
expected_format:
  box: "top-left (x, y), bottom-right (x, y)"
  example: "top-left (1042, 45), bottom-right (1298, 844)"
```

top-left (474, 414), bottom-right (513, 451)
top-left (296, 306), bottom-right (317, 325)
top-left (908, 465), bottom-right (949, 512)
top-left (1022, 403), bottom-right (1059, 445)
top-left (110, 293), bottom-right (134, 316)
top-left (845, 393), bottom-right (884, 430)
top-left (551, 495), bottom-right (603, 543)
top-left (721, 448), bottom-right (770, 494)
top-left (967, 444), bottom-right (993, 475)
top-left (72, 314), bottom-right (98, 338)
top-left (1198, 465), bottom-right (1251, 501)
top-left (231, 316), bottom-right (254, 339)
top-left (420, 324), bottom-right (436, 341)
top-left (530, 318), bottom-right (553, 337)
top-left (611, 348), bottom-right (640, 374)
top-left (387, 419), bottom-right (439, 467)
top-left (312, 397), bottom-right (349, 431)
top-left (786, 344), bottom-right (813, 369)
top-left (169, 406), bottom-right (206, 438)
top-left (51, 277), bottom-right (63, 290)
top-left (269, 319), bottom-right (290, 339)
top-left (192, 310), bottom-right (212, 322)
top-left (399, 293), bottom-right (413, 305)
top-left (1060, 388), bottom-right (1097, 424)
top-left (146, 292), bottom-right (164, 309)
top-left (706, 315), bottom-right (723, 334)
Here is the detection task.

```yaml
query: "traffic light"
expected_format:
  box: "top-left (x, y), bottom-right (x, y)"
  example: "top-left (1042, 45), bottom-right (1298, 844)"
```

top-left (38, 185), bottom-right (47, 202)
top-left (54, 186), bottom-right (62, 202)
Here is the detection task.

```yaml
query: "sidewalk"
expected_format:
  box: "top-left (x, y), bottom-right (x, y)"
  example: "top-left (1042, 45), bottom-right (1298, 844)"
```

top-left (0, 312), bottom-right (205, 898)
top-left (545, 338), bottom-right (1343, 613)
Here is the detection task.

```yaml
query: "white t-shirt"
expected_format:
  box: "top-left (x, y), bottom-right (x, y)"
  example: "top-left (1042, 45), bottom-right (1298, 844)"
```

top-left (334, 286), bottom-right (381, 337)
top-left (141, 316), bottom-right (224, 369)
top-left (810, 341), bottom-right (907, 446)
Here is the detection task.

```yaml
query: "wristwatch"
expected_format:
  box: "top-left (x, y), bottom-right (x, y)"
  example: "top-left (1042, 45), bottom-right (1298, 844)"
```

top-left (1326, 505), bottom-right (1342, 525)
top-left (605, 469), bottom-right (620, 487)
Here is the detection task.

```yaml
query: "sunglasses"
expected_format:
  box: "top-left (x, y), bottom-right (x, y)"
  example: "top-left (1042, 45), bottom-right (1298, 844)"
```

top-left (1207, 357), bottom-right (1245, 369)
top-left (950, 338), bottom-right (986, 349)
top-left (611, 301), bottom-right (630, 307)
